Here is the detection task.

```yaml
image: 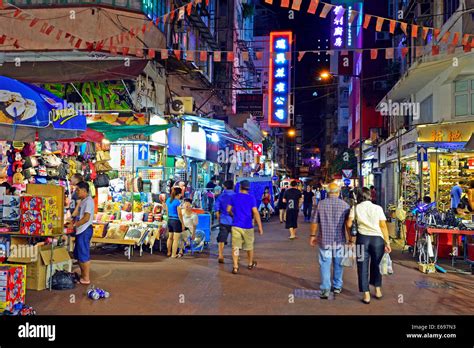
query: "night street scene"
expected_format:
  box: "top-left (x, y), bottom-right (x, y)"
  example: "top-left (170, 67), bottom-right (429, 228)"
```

top-left (0, 0), bottom-right (473, 346)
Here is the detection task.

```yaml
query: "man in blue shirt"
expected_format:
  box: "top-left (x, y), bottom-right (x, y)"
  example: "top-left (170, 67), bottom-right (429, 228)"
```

top-left (451, 181), bottom-right (464, 210)
top-left (227, 180), bottom-right (263, 274)
top-left (214, 180), bottom-right (235, 264)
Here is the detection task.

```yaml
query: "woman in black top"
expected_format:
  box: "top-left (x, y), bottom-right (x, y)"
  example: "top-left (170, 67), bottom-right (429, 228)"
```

top-left (277, 188), bottom-right (287, 223)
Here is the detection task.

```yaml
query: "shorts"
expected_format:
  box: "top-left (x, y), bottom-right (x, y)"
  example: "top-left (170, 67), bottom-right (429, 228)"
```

top-left (231, 226), bottom-right (255, 251)
top-left (74, 225), bottom-right (93, 263)
top-left (217, 224), bottom-right (232, 243)
top-left (285, 210), bottom-right (299, 229)
top-left (168, 218), bottom-right (183, 233)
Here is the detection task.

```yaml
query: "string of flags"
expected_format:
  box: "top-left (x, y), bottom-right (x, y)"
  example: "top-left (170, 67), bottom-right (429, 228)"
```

top-left (265, 0), bottom-right (474, 53)
top-left (1, 0), bottom-right (474, 62)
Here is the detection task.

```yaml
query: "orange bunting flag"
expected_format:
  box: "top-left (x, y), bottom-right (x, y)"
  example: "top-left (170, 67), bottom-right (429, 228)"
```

top-left (161, 49), bottom-right (168, 59)
top-left (242, 51), bottom-right (249, 61)
top-left (431, 45), bottom-right (439, 56)
top-left (389, 20), bottom-right (396, 34)
top-left (256, 51), bottom-right (263, 60)
top-left (422, 27), bottom-right (429, 40)
top-left (0, 0), bottom-right (5, 10)
top-left (463, 44), bottom-right (471, 53)
top-left (174, 50), bottom-right (181, 59)
top-left (401, 47), bottom-right (409, 58)
top-left (452, 32), bottom-right (459, 45)
top-left (200, 51), bottom-right (208, 61)
top-left (122, 47), bottom-right (129, 56)
top-left (462, 34), bottom-right (470, 45)
top-left (0, 35), bottom-right (6, 45)
top-left (447, 44), bottom-right (455, 54)
top-left (281, 0), bottom-right (290, 8)
top-left (297, 51), bottom-right (306, 61)
top-left (187, 2), bottom-right (193, 16)
top-left (385, 47), bottom-right (394, 59)
top-left (375, 17), bottom-right (384, 32)
top-left (45, 25), bottom-right (55, 35)
top-left (227, 51), bottom-right (234, 62)
top-left (370, 49), bottom-right (378, 60)
top-left (363, 15), bottom-right (371, 29)
top-left (348, 10), bottom-right (357, 24)
top-left (186, 50), bottom-right (194, 61)
top-left (411, 24), bottom-right (418, 38)
top-left (433, 28), bottom-right (440, 40)
top-left (110, 46), bottom-right (118, 55)
top-left (319, 3), bottom-right (332, 18)
top-left (135, 49), bottom-right (144, 57)
top-left (147, 49), bottom-right (155, 59)
top-left (39, 23), bottom-right (48, 33)
top-left (400, 22), bottom-right (407, 35)
top-left (265, 0), bottom-right (273, 3)
top-left (163, 13), bottom-right (168, 23)
top-left (29, 18), bottom-right (39, 27)
top-left (154, 17), bottom-right (160, 26)
top-left (307, 0), bottom-right (319, 14)
top-left (291, 0), bottom-right (302, 11)
top-left (55, 29), bottom-right (63, 41)
top-left (213, 51), bottom-right (221, 62)
top-left (441, 31), bottom-right (450, 43)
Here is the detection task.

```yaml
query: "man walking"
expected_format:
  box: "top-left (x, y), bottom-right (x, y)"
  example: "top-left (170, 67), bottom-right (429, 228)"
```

top-left (227, 180), bottom-right (263, 274)
top-left (214, 180), bottom-right (235, 263)
top-left (284, 180), bottom-right (302, 240)
top-left (303, 185), bottom-right (315, 223)
top-left (310, 182), bottom-right (350, 299)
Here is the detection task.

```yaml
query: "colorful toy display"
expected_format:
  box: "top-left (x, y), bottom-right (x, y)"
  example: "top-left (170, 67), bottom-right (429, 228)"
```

top-left (0, 264), bottom-right (26, 312)
top-left (20, 195), bottom-right (58, 235)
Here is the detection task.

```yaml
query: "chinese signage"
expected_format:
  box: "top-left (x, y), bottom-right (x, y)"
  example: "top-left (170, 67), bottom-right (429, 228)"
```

top-left (417, 123), bottom-right (474, 143)
top-left (268, 31), bottom-right (292, 128)
top-left (333, 5), bottom-right (344, 48)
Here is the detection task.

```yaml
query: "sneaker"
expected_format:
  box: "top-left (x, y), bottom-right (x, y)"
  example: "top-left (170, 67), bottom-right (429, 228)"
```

top-left (334, 288), bottom-right (342, 294)
top-left (320, 290), bottom-right (330, 299)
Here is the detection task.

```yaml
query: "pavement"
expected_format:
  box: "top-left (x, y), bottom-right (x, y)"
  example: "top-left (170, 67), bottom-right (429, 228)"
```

top-left (27, 214), bottom-right (474, 315)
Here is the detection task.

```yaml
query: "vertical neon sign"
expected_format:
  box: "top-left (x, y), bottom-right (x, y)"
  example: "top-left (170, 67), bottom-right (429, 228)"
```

top-left (333, 5), bottom-right (344, 48)
top-left (268, 31), bottom-right (292, 128)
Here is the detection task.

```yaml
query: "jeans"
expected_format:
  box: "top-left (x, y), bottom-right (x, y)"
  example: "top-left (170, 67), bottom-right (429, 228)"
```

top-left (356, 234), bottom-right (385, 292)
top-left (303, 202), bottom-right (313, 219)
top-left (318, 245), bottom-right (344, 291)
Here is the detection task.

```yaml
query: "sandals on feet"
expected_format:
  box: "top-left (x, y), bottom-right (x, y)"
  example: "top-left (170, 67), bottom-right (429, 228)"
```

top-left (79, 279), bottom-right (90, 285)
top-left (218, 258), bottom-right (224, 264)
top-left (232, 267), bottom-right (239, 274)
top-left (248, 261), bottom-right (257, 270)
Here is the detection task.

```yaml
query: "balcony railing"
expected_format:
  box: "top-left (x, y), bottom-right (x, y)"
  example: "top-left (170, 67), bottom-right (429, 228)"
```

top-left (8, 0), bottom-right (143, 12)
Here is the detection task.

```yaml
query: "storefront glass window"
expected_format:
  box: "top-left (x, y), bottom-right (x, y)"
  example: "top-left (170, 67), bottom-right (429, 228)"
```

top-left (455, 94), bottom-right (468, 116)
top-left (455, 80), bottom-right (468, 92)
top-left (454, 80), bottom-right (474, 116)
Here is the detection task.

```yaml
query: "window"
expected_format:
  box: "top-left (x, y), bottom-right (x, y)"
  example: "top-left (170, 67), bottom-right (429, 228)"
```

top-left (419, 95), bottom-right (433, 123)
top-left (454, 79), bottom-right (474, 117)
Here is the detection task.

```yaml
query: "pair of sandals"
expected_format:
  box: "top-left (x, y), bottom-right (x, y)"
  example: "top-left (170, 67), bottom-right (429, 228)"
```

top-left (232, 261), bottom-right (257, 274)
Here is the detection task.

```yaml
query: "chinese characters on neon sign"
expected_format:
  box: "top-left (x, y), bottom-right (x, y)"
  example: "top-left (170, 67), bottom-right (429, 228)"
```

top-left (333, 5), bottom-right (344, 48)
top-left (268, 31), bottom-right (292, 128)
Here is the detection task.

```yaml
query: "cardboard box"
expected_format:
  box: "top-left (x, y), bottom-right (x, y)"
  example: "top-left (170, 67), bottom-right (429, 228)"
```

top-left (8, 242), bottom-right (71, 291)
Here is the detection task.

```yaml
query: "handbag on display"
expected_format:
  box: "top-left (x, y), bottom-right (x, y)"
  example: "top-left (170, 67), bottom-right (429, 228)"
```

top-left (43, 154), bottom-right (62, 168)
top-left (47, 168), bottom-right (60, 178)
top-left (83, 162), bottom-right (97, 181)
top-left (22, 143), bottom-right (36, 157)
top-left (23, 156), bottom-right (39, 169)
top-left (58, 162), bottom-right (68, 180)
top-left (95, 161), bottom-right (113, 173)
top-left (94, 173), bottom-right (110, 188)
top-left (96, 151), bottom-right (111, 162)
top-left (22, 167), bottom-right (37, 179)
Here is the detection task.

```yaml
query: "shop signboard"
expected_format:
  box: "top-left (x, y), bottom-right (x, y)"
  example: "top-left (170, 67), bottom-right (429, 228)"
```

top-left (182, 121), bottom-right (206, 160)
top-left (167, 125), bottom-right (182, 156)
top-left (268, 31), bottom-right (292, 128)
top-left (253, 143), bottom-right (263, 156)
top-left (417, 122), bottom-right (474, 143)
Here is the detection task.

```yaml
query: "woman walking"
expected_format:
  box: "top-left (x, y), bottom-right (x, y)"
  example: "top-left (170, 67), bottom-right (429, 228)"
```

top-left (346, 187), bottom-right (391, 304)
top-left (277, 188), bottom-right (287, 223)
top-left (166, 187), bottom-right (184, 258)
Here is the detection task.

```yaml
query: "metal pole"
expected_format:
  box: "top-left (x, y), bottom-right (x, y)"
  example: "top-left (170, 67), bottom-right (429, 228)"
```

top-left (359, 73), bottom-right (363, 188)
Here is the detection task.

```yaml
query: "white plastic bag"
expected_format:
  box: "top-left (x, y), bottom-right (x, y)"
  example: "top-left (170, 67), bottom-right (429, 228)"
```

top-left (341, 245), bottom-right (356, 267)
top-left (379, 253), bottom-right (394, 275)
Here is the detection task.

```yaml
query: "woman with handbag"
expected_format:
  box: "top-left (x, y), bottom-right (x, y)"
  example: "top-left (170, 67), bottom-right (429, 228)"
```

top-left (346, 187), bottom-right (391, 304)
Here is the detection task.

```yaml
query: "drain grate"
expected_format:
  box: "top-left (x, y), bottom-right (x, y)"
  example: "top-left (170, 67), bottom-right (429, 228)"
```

top-left (414, 280), bottom-right (456, 289)
top-left (293, 289), bottom-right (334, 300)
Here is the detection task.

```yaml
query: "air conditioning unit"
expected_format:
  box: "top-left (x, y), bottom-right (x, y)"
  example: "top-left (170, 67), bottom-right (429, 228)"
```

top-left (375, 32), bottom-right (390, 41)
top-left (169, 97), bottom-right (194, 115)
top-left (373, 80), bottom-right (389, 91)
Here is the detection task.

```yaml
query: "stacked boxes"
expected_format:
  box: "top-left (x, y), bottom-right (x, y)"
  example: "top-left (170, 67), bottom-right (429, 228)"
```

top-left (2, 195), bottom-right (20, 229)
top-left (0, 264), bottom-right (26, 311)
top-left (20, 196), bottom-right (58, 236)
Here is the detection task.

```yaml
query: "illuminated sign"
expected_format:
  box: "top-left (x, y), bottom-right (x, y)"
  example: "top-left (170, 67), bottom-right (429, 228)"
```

top-left (268, 31), bottom-right (292, 128)
top-left (347, 6), bottom-right (352, 46)
top-left (333, 5), bottom-right (344, 48)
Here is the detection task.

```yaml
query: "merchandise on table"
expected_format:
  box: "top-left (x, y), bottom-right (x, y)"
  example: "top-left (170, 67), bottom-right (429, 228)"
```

top-left (0, 264), bottom-right (26, 312)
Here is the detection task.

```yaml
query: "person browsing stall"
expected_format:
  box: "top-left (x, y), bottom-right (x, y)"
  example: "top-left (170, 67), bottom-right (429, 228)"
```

top-left (214, 180), bottom-right (235, 264)
top-left (179, 198), bottom-right (199, 257)
top-left (72, 181), bottom-right (94, 285)
top-left (166, 187), bottom-right (184, 258)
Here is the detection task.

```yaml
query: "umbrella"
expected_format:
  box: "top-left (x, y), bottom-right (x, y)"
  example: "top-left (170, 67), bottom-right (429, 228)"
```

top-left (58, 128), bottom-right (105, 143)
top-left (0, 76), bottom-right (86, 141)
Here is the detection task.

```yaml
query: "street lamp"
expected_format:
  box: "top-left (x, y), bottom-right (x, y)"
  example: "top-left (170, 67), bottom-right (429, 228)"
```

top-left (319, 71), bottom-right (363, 187)
top-left (287, 129), bottom-right (296, 137)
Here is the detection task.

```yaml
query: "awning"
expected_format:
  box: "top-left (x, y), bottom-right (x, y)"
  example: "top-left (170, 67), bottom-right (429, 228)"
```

top-left (182, 115), bottom-right (244, 145)
top-left (88, 122), bottom-right (172, 142)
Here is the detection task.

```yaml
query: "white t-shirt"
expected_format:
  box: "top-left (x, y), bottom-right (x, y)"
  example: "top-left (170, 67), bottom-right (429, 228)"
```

top-left (182, 211), bottom-right (198, 231)
top-left (349, 201), bottom-right (386, 237)
top-left (76, 195), bottom-right (94, 235)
